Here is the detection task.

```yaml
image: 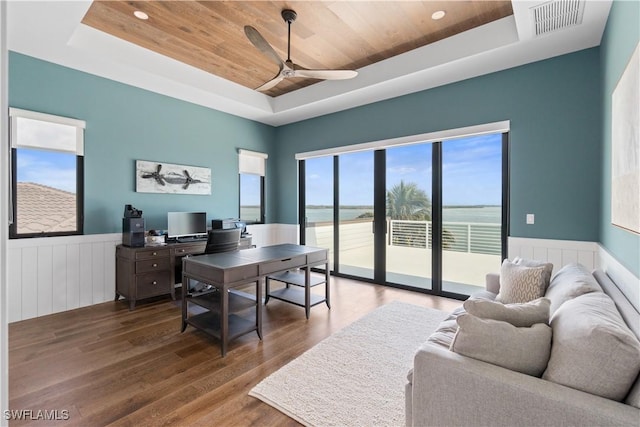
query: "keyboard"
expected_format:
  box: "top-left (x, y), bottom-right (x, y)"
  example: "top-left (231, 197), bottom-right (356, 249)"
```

top-left (176, 236), bottom-right (207, 243)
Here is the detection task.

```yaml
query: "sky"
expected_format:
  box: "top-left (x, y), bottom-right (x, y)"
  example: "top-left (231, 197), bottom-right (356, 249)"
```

top-left (17, 148), bottom-right (77, 193)
top-left (305, 133), bottom-right (503, 206)
top-left (19, 126), bottom-right (502, 206)
top-left (15, 116), bottom-right (78, 193)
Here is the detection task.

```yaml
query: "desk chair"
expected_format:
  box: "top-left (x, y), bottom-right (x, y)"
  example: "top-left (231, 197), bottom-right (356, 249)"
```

top-left (186, 228), bottom-right (242, 294)
top-left (205, 228), bottom-right (241, 254)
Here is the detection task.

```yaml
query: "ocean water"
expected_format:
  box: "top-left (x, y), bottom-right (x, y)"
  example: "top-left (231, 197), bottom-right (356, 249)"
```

top-left (304, 206), bottom-right (501, 224)
top-left (241, 206), bottom-right (502, 224)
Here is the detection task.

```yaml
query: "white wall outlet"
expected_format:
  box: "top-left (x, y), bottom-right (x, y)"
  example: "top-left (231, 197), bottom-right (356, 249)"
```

top-left (526, 214), bottom-right (535, 225)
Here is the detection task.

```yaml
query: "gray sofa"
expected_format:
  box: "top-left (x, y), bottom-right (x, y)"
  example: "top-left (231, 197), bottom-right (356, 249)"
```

top-left (405, 263), bottom-right (640, 426)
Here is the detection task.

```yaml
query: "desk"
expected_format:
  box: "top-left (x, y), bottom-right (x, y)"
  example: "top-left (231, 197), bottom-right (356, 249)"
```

top-left (115, 236), bottom-right (252, 310)
top-left (181, 244), bottom-right (329, 356)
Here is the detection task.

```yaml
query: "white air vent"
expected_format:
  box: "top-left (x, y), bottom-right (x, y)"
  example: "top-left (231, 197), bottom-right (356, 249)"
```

top-left (531, 0), bottom-right (585, 36)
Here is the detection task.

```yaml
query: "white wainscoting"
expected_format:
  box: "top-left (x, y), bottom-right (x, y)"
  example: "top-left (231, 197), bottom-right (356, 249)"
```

top-left (9, 231), bottom-right (636, 322)
top-left (246, 223), bottom-right (299, 247)
top-left (509, 236), bottom-right (639, 311)
top-left (598, 245), bottom-right (640, 312)
top-left (7, 224), bottom-right (300, 323)
top-left (8, 233), bottom-right (121, 323)
top-left (508, 237), bottom-right (599, 275)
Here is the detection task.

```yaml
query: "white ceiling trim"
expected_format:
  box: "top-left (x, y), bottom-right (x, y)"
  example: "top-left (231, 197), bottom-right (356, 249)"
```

top-left (7, 1), bottom-right (612, 127)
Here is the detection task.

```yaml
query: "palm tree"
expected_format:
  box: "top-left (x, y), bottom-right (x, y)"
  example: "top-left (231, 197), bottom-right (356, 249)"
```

top-left (386, 181), bottom-right (455, 249)
top-left (386, 180), bottom-right (431, 220)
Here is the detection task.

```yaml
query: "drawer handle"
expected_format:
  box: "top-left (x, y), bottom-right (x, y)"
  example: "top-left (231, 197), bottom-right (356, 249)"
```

top-left (281, 258), bottom-right (292, 262)
top-left (152, 281), bottom-right (157, 285)
top-left (152, 252), bottom-right (157, 256)
top-left (152, 263), bottom-right (158, 268)
top-left (179, 249), bottom-right (185, 253)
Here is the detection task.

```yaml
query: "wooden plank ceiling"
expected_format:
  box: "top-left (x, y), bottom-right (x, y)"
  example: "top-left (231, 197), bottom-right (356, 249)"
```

top-left (82, 1), bottom-right (513, 98)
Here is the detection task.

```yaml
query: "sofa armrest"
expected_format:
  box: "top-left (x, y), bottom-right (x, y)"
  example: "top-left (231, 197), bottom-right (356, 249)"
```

top-left (411, 343), bottom-right (639, 427)
top-left (485, 272), bottom-right (500, 294)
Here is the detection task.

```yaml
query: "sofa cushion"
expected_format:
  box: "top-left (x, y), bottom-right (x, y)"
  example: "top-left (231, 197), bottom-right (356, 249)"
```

top-left (513, 257), bottom-right (554, 292)
top-left (545, 263), bottom-right (602, 314)
top-left (543, 292), bottom-right (640, 401)
top-left (450, 314), bottom-right (552, 377)
top-left (463, 297), bottom-right (550, 327)
top-left (496, 259), bottom-right (547, 304)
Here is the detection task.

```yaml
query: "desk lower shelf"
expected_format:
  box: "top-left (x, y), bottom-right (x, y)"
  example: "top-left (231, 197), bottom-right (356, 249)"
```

top-left (183, 289), bottom-right (259, 344)
top-left (266, 270), bottom-right (326, 287)
top-left (184, 311), bottom-right (256, 341)
top-left (267, 287), bottom-right (327, 308)
top-left (265, 270), bottom-right (330, 318)
top-left (186, 289), bottom-right (256, 313)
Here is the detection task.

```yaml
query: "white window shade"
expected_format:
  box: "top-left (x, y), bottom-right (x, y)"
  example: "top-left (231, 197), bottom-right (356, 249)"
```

top-left (239, 149), bottom-right (268, 176)
top-left (10, 108), bottom-right (85, 155)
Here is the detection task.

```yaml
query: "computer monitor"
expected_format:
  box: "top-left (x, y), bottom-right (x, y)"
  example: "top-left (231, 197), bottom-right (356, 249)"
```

top-left (167, 212), bottom-right (207, 239)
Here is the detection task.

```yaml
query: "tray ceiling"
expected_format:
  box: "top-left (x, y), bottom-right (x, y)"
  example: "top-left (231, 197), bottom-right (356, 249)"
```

top-left (7, 1), bottom-right (613, 126)
top-left (81, 1), bottom-right (513, 97)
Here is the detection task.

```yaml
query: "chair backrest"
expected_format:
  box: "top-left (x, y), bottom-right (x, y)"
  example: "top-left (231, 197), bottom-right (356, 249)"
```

top-left (205, 228), bottom-right (241, 254)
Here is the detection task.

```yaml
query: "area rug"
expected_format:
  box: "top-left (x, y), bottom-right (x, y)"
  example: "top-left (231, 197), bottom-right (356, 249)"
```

top-left (249, 301), bottom-right (450, 426)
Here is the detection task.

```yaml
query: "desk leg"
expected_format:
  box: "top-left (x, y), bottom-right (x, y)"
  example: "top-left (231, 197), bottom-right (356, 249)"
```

top-left (305, 266), bottom-right (311, 319)
top-left (264, 276), bottom-right (270, 304)
top-left (181, 275), bottom-right (188, 332)
top-left (325, 262), bottom-right (331, 309)
top-left (256, 279), bottom-right (263, 340)
top-left (221, 288), bottom-right (229, 357)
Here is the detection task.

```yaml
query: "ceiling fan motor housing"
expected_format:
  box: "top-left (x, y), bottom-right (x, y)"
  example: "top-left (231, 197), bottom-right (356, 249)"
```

top-left (281, 9), bottom-right (297, 23)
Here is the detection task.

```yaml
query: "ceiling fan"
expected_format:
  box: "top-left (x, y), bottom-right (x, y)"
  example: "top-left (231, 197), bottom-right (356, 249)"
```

top-left (244, 9), bottom-right (358, 92)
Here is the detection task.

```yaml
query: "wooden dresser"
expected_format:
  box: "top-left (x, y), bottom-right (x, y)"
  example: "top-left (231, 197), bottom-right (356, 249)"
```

top-left (115, 236), bottom-right (253, 310)
top-left (115, 242), bottom-right (205, 310)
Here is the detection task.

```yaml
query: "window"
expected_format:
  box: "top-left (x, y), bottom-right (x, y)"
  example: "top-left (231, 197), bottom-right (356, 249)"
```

top-left (9, 108), bottom-right (85, 238)
top-left (238, 149), bottom-right (267, 223)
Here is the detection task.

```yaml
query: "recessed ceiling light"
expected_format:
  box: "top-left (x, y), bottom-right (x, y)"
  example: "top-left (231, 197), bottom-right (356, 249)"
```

top-left (133, 10), bottom-right (149, 20)
top-left (431, 10), bottom-right (446, 20)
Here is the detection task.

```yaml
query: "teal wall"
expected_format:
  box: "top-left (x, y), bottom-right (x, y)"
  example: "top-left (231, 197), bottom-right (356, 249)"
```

top-left (599, 0), bottom-right (640, 277)
top-left (273, 49), bottom-right (602, 244)
top-left (9, 52), bottom-right (276, 234)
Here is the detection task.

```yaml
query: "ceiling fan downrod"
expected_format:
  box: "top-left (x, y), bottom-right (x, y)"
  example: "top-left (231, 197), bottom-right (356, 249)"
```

top-left (282, 9), bottom-right (297, 62)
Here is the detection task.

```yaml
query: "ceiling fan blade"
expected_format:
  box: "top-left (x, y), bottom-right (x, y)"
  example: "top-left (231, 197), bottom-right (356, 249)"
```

top-left (256, 74), bottom-right (285, 92)
top-left (244, 25), bottom-right (284, 67)
top-left (294, 69), bottom-right (358, 80)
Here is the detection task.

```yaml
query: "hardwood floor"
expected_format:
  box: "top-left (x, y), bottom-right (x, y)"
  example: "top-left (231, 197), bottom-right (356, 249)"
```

top-left (8, 277), bottom-right (461, 426)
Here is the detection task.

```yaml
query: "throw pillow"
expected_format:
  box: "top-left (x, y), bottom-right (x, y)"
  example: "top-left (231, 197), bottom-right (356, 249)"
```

top-left (545, 263), bottom-right (603, 314)
top-left (542, 292), bottom-right (640, 401)
top-left (496, 259), bottom-right (546, 304)
top-left (512, 257), bottom-right (554, 292)
top-left (450, 314), bottom-right (552, 377)
top-left (463, 297), bottom-right (550, 327)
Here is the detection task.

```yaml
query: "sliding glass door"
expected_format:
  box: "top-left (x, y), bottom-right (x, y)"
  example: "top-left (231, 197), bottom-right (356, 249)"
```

top-left (385, 144), bottom-right (433, 290)
top-left (303, 156), bottom-right (335, 271)
top-left (441, 134), bottom-right (505, 295)
top-left (338, 151), bottom-right (375, 279)
top-left (299, 129), bottom-right (508, 298)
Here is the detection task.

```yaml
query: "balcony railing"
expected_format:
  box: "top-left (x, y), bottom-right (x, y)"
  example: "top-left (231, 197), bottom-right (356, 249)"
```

top-left (390, 220), bottom-right (501, 255)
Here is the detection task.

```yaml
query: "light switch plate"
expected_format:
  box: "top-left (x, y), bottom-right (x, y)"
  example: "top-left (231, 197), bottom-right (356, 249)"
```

top-left (526, 214), bottom-right (535, 225)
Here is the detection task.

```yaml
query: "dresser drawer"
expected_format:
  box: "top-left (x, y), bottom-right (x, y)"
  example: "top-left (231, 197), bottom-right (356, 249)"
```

top-left (259, 255), bottom-right (306, 275)
top-left (135, 248), bottom-right (170, 260)
top-left (173, 244), bottom-right (205, 257)
top-left (136, 258), bottom-right (171, 274)
top-left (136, 272), bottom-right (172, 299)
